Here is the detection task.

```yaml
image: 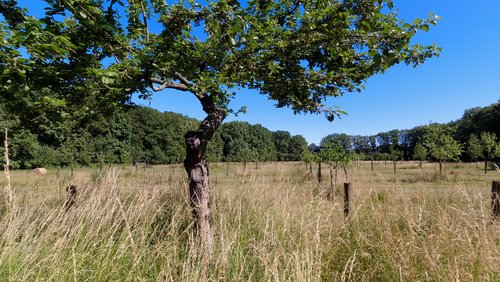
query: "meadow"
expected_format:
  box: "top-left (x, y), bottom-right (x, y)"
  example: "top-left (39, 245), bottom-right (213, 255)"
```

top-left (1, 161), bottom-right (499, 281)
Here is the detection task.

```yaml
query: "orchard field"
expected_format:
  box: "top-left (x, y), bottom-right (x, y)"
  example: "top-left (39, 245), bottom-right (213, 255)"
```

top-left (1, 161), bottom-right (499, 281)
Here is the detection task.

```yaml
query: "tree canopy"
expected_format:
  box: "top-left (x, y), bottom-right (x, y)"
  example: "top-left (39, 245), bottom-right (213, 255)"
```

top-left (1, 0), bottom-right (440, 124)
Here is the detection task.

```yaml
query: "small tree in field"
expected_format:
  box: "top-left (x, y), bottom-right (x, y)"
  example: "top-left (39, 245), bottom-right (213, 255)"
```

top-left (389, 147), bottom-right (403, 174)
top-left (467, 134), bottom-right (482, 168)
top-left (1, 0), bottom-right (440, 260)
top-left (413, 143), bottom-right (428, 168)
top-left (473, 132), bottom-right (500, 174)
top-left (423, 125), bottom-right (462, 175)
top-left (301, 150), bottom-right (317, 174)
top-left (320, 142), bottom-right (351, 198)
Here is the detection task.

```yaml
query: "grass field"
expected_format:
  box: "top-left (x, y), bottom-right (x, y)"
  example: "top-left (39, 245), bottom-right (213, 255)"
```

top-left (1, 161), bottom-right (499, 281)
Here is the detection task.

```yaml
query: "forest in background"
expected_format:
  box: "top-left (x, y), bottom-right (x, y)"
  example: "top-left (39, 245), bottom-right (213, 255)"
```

top-left (0, 99), bottom-right (499, 169)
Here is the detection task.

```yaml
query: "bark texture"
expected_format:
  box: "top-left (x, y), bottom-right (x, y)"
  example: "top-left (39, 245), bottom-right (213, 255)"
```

top-left (184, 107), bottom-right (226, 261)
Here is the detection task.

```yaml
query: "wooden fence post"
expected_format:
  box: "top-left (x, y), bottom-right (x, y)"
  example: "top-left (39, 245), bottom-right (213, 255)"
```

top-left (344, 182), bottom-right (352, 219)
top-left (492, 181), bottom-right (500, 220)
top-left (317, 162), bottom-right (322, 183)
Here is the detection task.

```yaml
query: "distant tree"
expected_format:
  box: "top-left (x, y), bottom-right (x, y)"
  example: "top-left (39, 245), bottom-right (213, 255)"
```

top-left (467, 134), bottom-right (482, 168)
top-left (129, 107), bottom-right (198, 164)
top-left (476, 132), bottom-right (500, 174)
top-left (399, 129), bottom-right (413, 160)
top-left (352, 135), bottom-right (371, 154)
top-left (206, 131), bottom-right (224, 162)
top-left (221, 122), bottom-right (276, 163)
top-left (273, 131), bottom-right (293, 161)
top-left (454, 102), bottom-right (500, 144)
top-left (413, 143), bottom-right (428, 169)
top-left (376, 132), bottom-right (392, 153)
top-left (289, 135), bottom-right (308, 161)
top-left (59, 131), bottom-right (94, 168)
top-left (320, 142), bottom-right (351, 198)
top-left (301, 150), bottom-right (317, 174)
top-left (321, 133), bottom-right (352, 151)
top-left (389, 147), bottom-right (403, 174)
top-left (368, 135), bottom-right (378, 152)
top-left (423, 125), bottom-right (462, 175)
top-left (9, 130), bottom-right (39, 169)
top-left (388, 129), bottom-right (400, 148)
top-left (378, 152), bottom-right (391, 165)
top-left (251, 124), bottom-right (277, 162)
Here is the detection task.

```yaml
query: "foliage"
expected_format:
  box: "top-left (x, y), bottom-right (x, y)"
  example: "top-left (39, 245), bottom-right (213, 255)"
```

top-left (453, 102), bottom-right (500, 144)
top-left (319, 142), bottom-right (351, 167)
top-left (317, 101), bottom-right (498, 163)
top-left (477, 132), bottom-right (499, 161)
top-left (3, 99), bottom-right (498, 168)
top-left (424, 124), bottom-right (462, 161)
top-left (413, 143), bottom-right (428, 162)
top-left (220, 122), bottom-right (277, 162)
top-left (467, 134), bottom-right (483, 162)
top-left (321, 133), bottom-right (353, 151)
top-left (389, 147), bottom-right (403, 161)
top-left (467, 132), bottom-right (500, 173)
top-left (1, 0), bottom-right (440, 120)
top-left (128, 107), bottom-right (198, 164)
top-left (423, 124), bottom-right (462, 164)
top-left (272, 130), bottom-right (308, 161)
top-left (300, 149), bottom-right (318, 165)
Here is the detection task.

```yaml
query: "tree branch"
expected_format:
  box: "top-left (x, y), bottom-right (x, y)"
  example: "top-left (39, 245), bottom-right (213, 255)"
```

top-left (149, 77), bottom-right (190, 92)
top-left (173, 72), bottom-right (191, 87)
top-left (139, 0), bottom-right (150, 43)
top-left (149, 72), bottom-right (217, 118)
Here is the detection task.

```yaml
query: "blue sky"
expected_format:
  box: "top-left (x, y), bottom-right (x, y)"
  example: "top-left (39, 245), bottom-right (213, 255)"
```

top-left (17, 0), bottom-right (500, 144)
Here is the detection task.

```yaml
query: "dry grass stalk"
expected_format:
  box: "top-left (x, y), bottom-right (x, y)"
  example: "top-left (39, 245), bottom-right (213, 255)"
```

top-left (3, 127), bottom-right (12, 212)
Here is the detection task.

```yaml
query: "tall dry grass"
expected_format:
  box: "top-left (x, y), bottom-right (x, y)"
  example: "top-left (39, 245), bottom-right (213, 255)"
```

top-left (0, 161), bottom-right (499, 281)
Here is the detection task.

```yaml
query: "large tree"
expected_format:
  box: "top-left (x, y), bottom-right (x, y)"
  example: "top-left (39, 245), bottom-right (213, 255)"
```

top-left (1, 0), bottom-right (440, 259)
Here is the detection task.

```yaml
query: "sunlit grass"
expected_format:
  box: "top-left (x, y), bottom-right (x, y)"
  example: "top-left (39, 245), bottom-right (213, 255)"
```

top-left (1, 161), bottom-right (499, 280)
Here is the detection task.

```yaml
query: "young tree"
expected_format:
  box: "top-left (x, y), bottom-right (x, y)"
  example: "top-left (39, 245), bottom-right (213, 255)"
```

top-left (423, 125), bottom-right (462, 175)
top-left (413, 143), bottom-right (428, 169)
top-left (320, 142), bottom-right (351, 198)
top-left (467, 133), bottom-right (482, 168)
top-left (389, 147), bottom-right (403, 174)
top-left (301, 149), bottom-right (317, 174)
top-left (477, 132), bottom-right (500, 174)
top-left (1, 0), bottom-right (440, 258)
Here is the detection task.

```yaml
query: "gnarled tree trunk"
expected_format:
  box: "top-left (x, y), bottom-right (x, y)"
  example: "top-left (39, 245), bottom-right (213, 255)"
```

top-left (183, 105), bottom-right (226, 263)
top-left (148, 72), bottom-right (226, 268)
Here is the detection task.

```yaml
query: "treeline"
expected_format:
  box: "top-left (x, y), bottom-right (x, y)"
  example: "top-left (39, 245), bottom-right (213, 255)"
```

top-left (1, 97), bottom-right (498, 169)
top-left (0, 105), bottom-right (308, 169)
top-left (314, 101), bottom-right (500, 163)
